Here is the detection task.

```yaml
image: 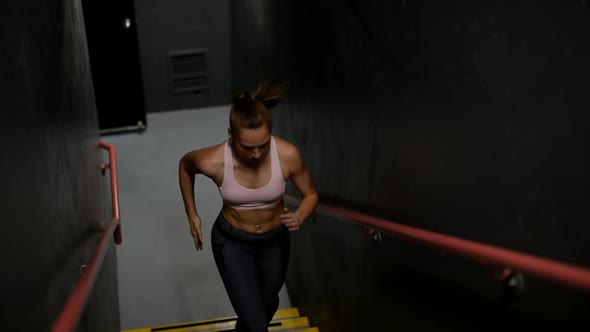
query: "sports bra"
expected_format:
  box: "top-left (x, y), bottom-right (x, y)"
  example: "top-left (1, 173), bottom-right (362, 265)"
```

top-left (218, 136), bottom-right (286, 210)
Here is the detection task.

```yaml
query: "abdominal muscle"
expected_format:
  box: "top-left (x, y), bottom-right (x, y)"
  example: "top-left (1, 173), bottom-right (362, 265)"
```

top-left (221, 200), bottom-right (285, 234)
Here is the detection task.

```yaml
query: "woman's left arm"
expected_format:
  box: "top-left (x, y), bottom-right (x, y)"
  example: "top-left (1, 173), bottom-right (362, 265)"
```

top-left (285, 145), bottom-right (319, 227)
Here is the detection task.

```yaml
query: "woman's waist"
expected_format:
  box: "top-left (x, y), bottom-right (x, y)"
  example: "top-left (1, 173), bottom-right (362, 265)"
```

top-left (221, 202), bottom-right (284, 234)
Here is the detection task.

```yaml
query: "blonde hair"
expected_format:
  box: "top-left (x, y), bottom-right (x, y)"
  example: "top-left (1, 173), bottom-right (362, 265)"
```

top-left (230, 81), bottom-right (288, 133)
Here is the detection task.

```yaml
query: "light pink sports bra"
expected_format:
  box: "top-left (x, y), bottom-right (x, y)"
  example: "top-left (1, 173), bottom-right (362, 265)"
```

top-left (219, 136), bottom-right (286, 210)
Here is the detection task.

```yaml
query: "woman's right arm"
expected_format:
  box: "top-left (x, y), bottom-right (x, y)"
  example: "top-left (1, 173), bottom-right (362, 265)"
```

top-left (178, 150), bottom-right (204, 250)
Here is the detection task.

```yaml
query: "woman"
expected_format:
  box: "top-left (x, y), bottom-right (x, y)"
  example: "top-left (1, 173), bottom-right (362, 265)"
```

top-left (178, 81), bottom-right (319, 332)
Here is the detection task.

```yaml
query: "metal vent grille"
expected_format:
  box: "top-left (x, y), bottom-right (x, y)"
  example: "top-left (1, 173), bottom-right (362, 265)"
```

top-left (167, 48), bottom-right (209, 94)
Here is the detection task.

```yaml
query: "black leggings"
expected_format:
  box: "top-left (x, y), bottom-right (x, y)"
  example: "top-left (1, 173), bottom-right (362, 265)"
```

top-left (211, 212), bottom-right (291, 332)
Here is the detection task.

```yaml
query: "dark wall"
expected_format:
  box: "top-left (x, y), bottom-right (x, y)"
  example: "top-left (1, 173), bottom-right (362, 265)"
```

top-left (286, 210), bottom-right (590, 332)
top-left (1, 0), bottom-right (119, 331)
top-left (231, 0), bottom-right (590, 330)
top-left (133, 0), bottom-right (231, 112)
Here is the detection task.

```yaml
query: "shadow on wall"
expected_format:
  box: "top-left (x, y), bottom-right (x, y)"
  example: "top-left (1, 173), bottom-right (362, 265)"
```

top-left (286, 210), bottom-right (590, 332)
top-left (233, 0), bottom-right (590, 263)
top-left (232, 0), bottom-right (590, 331)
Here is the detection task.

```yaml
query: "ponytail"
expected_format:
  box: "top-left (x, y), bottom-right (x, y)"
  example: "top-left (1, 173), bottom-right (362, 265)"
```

top-left (252, 81), bottom-right (288, 110)
top-left (232, 91), bottom-right (253, 108)
top-left (229, 81), bottom-right (288, 133)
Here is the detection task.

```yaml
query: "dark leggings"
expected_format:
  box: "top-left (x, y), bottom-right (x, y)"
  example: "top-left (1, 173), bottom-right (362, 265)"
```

top-left (211, 212), bottom-right (291, 332)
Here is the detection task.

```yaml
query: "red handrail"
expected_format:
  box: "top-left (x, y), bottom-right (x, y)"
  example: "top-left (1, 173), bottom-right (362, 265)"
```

top-left (99, 141), bottom-right (122, 244)
top-left (51, 141), bottom-right (122, 332)
top-left (285, 195), bottom-right (590, 293)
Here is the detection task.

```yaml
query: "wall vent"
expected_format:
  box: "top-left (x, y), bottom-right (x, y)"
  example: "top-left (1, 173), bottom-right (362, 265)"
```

top-left (167, 48), bottom-right (209, 94)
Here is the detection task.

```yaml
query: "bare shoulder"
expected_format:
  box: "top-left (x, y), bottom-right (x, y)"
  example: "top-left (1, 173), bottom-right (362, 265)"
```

top-left (274, 136), bottom-right (305, 176)
top-left (181, 142), bottom-right (225, 177)
top-left (274, 136), bottom-right (302, 160)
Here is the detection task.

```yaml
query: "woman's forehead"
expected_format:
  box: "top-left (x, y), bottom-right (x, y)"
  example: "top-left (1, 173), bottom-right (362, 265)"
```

top-left (237, 127), bottom-right (271, 146)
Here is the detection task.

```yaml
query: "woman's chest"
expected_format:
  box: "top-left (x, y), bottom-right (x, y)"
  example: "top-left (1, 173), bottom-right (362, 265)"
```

top-left (232, 161), bottom-right (273, 189)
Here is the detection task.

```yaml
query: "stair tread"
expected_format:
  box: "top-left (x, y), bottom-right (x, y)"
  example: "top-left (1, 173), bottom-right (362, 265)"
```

top-left (121, 308), bottom-right (314, 332)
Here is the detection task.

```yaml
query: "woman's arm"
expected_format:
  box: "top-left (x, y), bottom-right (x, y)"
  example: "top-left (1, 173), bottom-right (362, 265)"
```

top-left (179, 150), bottom-right (204, 250)
top-left (281, 144), bottom-right (319, 229)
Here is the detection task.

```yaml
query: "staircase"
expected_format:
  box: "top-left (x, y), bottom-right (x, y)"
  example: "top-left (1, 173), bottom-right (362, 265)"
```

top-left (121, 307), bottom-right (318, 332)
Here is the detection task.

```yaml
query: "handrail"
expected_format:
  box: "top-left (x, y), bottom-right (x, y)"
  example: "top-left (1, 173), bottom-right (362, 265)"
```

top-left (51, 141), bottom-right (122, 332)
top-left (284, 195), bottom-right (590, 293)
top-left (99, 141), bottom-right (122, 244)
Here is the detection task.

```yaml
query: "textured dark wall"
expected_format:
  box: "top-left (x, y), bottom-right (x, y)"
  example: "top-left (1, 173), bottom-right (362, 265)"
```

top-left (286, 211), bottom-right (589, 332)
top-left (133, 0), bottom-right (232, 112)
top-left (231, 0), bottom-right (590, 330)
top-left (1, 0), bottom-right (119, 330)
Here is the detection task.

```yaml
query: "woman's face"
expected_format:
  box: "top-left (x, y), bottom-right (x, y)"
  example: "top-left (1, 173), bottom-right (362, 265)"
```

top-left (230, 124), bottom-right (271, 167)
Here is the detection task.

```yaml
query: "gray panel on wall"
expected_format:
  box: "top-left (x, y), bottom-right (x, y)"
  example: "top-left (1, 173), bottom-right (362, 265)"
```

top-left (1, 0), bottom-right (119, 330)
top-left (231, 0), bottom-right (590, 330)
top-left (134, 0), bottom-right (231, 112)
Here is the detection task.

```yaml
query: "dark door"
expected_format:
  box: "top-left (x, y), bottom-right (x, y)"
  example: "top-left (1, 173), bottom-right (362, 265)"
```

top-left (82, 0), bottom-right (147, 134)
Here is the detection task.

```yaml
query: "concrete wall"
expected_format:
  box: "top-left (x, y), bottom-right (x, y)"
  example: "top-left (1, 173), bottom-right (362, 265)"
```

top-left (1, 0), bottom-right (119, 330)
top-left (134, 0), bottom-right (232, 112)
top-left (231, 0), bottom-right (590, 330)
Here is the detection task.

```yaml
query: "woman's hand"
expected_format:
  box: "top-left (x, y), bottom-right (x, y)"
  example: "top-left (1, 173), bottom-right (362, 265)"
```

top-left (189, 215), bottom-right (203, 250)
top-left (280, 207), bottom-right (301, 231)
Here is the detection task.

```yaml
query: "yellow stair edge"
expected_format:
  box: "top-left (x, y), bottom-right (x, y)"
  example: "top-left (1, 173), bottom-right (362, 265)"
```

top-left (269, 316), bottom-right (310, 331)
top-left (125, 316), bottom-right (309, 332)
top-left (121, 307), bottom-right (309, 332)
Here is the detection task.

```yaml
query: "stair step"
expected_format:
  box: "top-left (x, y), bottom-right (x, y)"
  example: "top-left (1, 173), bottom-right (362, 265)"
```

top-left (121, 308), bottom-right (316, 332)
top-left (269, 316), bottom-right (310, 330)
